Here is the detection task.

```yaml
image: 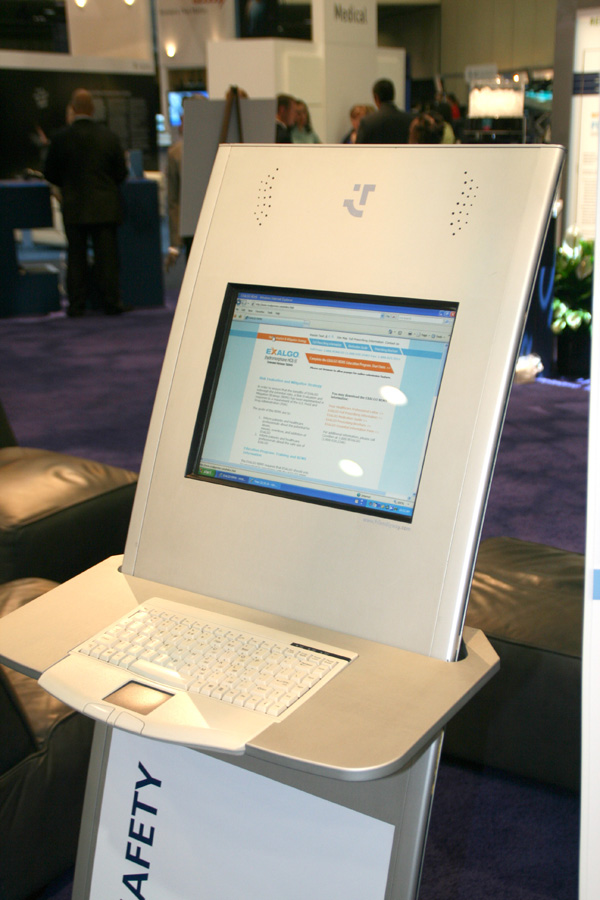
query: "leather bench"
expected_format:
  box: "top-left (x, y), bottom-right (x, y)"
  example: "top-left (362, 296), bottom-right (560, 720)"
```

top-left (0, 444), bottom-right (137, 584)
top-left (0, 578), bottom-right (94, 900)
top-left (0, 398), bottom-right (138, 898)
top-left (443, 537), bottom-right (583, 792)
top-left (0, 397), bottom-right (137, 584)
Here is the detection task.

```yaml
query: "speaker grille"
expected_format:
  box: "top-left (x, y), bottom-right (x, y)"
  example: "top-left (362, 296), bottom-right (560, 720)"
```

top-left (254, 169), bottom-right (279, 225)
top-left (450, 171), bottom-right (479, 237)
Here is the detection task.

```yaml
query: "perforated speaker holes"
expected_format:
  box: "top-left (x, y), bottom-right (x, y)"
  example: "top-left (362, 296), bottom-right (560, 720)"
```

top-left (450, 172), bottom-right (479, 236)
top-left (254, 170), bottom-right (278, 225)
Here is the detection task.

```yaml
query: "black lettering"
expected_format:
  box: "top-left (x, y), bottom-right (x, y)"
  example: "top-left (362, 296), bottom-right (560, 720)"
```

top-left (131, 790), bottom-right (157, 817)
top-left (122, 872), bottom-right (148, 900)
top-left (136, 762), bottom-right (162, 790)
top-left (129, 818), bottom-right (155, 846)
top-left (333, 4), bottom-right (366, 22)
top-left (126, 842), bottom-right (150, 869)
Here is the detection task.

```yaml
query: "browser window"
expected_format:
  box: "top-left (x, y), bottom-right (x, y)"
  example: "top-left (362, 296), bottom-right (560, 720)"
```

top-left (189, 284), bottom-right (457, 522)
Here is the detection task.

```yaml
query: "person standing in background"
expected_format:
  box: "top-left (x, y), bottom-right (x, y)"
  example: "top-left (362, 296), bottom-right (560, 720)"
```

top-left (166, 128), bottom-right (184, 270)
top-left (44, 88), bottom-right (129, 317)
top-left (341, 104), bottom-right (369, 143)
top-left (275, 94), bottom-right (296, 143)
top-left (408, 111), bottom-right (445, 144)
top-left (355, 79), bottom-right (413, 144)
top-left (290, 100), bottom-right (321, 144)
top-left (165, 116), bottom-right (194, 270)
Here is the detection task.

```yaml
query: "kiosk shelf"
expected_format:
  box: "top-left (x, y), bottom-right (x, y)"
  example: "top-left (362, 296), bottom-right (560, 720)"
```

top-left (0, 555), bottom-right (497, 780)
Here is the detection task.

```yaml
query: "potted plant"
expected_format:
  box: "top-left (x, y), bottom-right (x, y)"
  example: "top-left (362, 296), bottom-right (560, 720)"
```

top-left (552, 226), bottom-right (593, 378)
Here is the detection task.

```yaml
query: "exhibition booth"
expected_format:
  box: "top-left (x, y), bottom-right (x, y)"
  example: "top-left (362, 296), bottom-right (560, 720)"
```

top-left (0, 1), bottom-right (599, 898)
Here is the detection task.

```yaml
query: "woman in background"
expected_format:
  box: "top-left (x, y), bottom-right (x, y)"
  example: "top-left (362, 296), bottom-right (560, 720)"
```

top-left (342, 104), bottom-right (369, 143)
top-left (408, 110), bottom-right (445, 144)
top-left (290, 100), bottom-right (321, 144)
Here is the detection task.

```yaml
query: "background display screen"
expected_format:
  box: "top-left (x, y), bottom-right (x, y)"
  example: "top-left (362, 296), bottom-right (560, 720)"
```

top-left (188, 284), bottom-right (457, 522)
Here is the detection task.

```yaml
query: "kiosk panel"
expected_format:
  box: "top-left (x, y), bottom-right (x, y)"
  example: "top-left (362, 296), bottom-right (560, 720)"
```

top-left (120, 145), bottom-right (563, 662)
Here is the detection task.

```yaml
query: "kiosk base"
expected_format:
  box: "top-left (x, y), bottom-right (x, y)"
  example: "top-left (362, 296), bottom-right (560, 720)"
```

top-left (74, 725), bottom-right (443, 900)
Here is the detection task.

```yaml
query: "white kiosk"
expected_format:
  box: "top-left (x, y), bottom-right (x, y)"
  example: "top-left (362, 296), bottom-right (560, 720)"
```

top-left (0, 145), bottom-right (563, 899)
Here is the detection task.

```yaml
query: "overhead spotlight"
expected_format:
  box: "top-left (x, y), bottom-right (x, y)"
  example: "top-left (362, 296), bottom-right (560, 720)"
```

top-left (124, 0), bottom-right (136, 5)
top-left (165, 42), bottom-right (177, 58)
top-left (74, 0), bottom-right (87, 7)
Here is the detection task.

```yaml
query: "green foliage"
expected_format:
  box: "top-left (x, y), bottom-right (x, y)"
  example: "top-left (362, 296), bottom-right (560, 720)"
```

top-left (552, 229), bottom-right (594, 334)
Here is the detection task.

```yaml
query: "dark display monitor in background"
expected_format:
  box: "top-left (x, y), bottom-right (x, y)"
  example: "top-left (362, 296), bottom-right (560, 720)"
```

top-left (236, 0), bottom-right (311, 39)
top-left (168, 90), bottom-right (208, 128)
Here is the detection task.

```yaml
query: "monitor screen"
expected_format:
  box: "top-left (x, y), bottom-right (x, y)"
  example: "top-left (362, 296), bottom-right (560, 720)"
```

top-left (168, 90), bottom-right (208, 128)
top-left (188, 284), bottom-right (457, 522)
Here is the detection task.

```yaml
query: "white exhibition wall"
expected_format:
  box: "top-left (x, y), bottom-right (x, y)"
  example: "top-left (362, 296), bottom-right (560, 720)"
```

top-left (155, 0), bottom-right (236, 69)
top-left (581, 99), bottom-right (600, 900)
top-left (581, 15), bottom-right (600, 894)
top-left (0, 0), bottom-right (154, 73)
top-left (66, 0), bottom-right (154, 63)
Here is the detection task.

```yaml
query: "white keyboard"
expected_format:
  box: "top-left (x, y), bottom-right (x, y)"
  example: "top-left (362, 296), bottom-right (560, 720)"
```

top-left (74, 601), bottom-right (353, 718)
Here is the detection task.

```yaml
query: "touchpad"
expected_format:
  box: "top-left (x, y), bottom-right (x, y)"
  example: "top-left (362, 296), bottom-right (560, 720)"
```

top-left (104, 681), bottom-right (173, 715)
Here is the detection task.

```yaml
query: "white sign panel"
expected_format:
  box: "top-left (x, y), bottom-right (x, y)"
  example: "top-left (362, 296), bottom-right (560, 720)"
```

top-left (321, 0), bottom-right (377, 46)
top-left (580, 91), bottom-right (600, 900)
top-left (89, 729), bottom-right (394, 900)
top-left (464, 64), bottom-right (498, 83)
top-left (566, 11), bottom-right (600, 238)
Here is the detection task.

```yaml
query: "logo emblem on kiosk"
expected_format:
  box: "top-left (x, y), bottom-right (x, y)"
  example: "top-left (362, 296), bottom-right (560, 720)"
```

top-left (343, 184), bottom-right (376, 218)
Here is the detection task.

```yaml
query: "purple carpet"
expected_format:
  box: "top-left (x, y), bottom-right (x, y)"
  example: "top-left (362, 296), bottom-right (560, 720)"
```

top-left (481, 377), bottom-right (589, 555)
top-left (0, 307), bottom-right (173, 471)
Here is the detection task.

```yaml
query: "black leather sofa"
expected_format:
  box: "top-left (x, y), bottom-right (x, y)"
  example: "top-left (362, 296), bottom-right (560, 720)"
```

top-left (0, 400), bottom-right (137, 900)
top-left (0, 401), bottom-right (137, 585)
top-left (444, 537), bottom-right (583, 793)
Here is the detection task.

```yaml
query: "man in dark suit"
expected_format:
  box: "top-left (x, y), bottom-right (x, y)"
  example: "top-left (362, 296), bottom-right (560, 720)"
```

top-left (44, 89), bottom-right (129, 317)
top-left (275, 94), bottom-right (296, 143)
top-left (356, 79), bottom-right (413, 144)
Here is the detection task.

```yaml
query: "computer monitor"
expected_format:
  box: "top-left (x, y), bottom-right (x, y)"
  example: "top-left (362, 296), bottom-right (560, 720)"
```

top-left (188, 284), bottom-right (457, 524)
top-left (168, 90), bottom-right (208, 127)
